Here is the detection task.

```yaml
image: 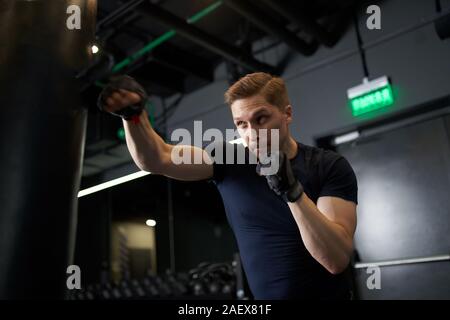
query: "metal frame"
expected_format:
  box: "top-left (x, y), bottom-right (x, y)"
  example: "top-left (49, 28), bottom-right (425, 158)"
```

top-left (139, 1), bottom-right (275, 73)
top-left (354, 254), bottom-right (450, 268)
top-left (223, 0), bottom-right (316, 55)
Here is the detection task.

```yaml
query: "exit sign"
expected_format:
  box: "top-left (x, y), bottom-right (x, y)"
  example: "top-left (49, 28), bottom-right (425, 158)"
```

top-left (347, 76), bottom-right (394, 116)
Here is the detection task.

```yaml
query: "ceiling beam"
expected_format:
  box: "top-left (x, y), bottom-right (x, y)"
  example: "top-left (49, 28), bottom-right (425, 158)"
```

top-left (139, 1), bottom-right (275, 74)
top-left (259, 0), bottom-right (335, 47)
top-left (223, 0), bottom-right (317, 55)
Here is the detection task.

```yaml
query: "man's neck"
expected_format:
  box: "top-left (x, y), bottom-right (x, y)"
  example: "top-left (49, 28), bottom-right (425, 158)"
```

top-left (283, 136), bottom-right (298, 160)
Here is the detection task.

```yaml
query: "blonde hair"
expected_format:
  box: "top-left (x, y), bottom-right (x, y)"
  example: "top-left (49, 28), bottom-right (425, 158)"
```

top-left (224, 72), bottom-right (290, 108)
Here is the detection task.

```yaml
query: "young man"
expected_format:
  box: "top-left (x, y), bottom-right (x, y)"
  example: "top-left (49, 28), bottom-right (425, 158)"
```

top-left (98, 72), bottom-right (358, 299)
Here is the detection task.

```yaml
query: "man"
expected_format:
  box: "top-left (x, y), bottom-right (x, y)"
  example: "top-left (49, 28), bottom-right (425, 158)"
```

top-left (98, 72), bottom-right (358, 299)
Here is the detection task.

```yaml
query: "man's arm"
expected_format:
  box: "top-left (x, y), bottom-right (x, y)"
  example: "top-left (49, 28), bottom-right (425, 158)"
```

top-left (287, 194), bottom-right (357, 274)
top-left (257, 151), bottom-right (357, 274)
top-left (105, 88), bottom-right (214, 181)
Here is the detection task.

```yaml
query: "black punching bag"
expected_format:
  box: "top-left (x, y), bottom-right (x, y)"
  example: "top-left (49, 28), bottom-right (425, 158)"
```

top-left (0, 0), bottom-right (96, 298)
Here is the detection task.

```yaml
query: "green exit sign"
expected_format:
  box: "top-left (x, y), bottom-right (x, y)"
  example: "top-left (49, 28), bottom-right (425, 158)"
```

top-left (347, 76), bottom-right (394, 116)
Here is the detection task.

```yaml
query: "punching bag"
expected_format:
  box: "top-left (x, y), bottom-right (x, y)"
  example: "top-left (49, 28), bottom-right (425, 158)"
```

top-left (0, 0), bottom-right (96, 298)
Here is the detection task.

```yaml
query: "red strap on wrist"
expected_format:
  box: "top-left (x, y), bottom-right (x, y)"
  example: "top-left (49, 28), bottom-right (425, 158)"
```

top-left (131, 114), bottom-right (140, 124)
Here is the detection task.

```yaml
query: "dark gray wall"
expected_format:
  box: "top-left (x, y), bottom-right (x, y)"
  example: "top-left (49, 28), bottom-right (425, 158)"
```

top-left (156, 0), bottom-right (450, 146)
top-left (339, 112), bottom-right (450, 299)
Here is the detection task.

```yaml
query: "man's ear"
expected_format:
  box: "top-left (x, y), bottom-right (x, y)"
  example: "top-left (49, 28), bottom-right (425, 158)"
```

top-left (284, 105), bottom-right (293, 124)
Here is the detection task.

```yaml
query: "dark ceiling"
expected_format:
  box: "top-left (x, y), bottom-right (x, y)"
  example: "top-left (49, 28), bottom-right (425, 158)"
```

top-left (80, 0), bottom-right (357, 180)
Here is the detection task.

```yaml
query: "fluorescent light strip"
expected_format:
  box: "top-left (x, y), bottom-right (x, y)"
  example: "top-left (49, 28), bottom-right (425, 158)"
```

top-left (78, 171), bottom-right (151, 198)
top-left (334, 131), bottom-right (360, 145)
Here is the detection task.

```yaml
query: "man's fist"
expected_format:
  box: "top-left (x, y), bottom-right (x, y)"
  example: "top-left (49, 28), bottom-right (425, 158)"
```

top-left (97, 75), bottom-right (148, 120)
top-left (256, 151), bottom-right (304, 203)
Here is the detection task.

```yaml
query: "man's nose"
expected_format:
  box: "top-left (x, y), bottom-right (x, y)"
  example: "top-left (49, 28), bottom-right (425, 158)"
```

top-left (248, 126), bottom-right (259, 143)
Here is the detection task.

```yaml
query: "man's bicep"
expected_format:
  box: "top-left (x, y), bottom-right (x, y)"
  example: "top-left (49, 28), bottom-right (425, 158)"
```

top-left (317, 196), bottom-right (357, 238)
top-left (317, 154), bottom-right (358, 237)
top-left (158, 144), bottom-right (214, 181)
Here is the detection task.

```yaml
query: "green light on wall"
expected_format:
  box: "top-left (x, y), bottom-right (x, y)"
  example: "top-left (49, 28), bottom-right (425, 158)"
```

top-left (347, 76), bottom-right (394, 117)
top-left (117, 127), bottom-right (126, 141)
top-left (350, 85), bottom-right (394, 116)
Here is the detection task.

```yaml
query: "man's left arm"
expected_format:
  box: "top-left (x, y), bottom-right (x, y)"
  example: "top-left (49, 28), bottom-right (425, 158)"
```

top-left (288, 194), bottom-right (356, 275)
top-left (258, 151), bottom-right (358, 274)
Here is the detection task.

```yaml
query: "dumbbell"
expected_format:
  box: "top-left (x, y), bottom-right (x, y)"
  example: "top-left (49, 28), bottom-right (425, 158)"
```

top-left (165, 274), bottom-right (188, 296)
top-left (110, 283), bottom-right (124, 300)
top-left (190, 279), bottom-right (207, 296)
top-left (141, 277), bottom-right (160, 298)
top-left (129, 279), bottom-right (146, 299)
top-left (99, 283), bottom-right (113, 300)
top-left (118, 280), bottom-right (134, 299)
top-left (221, 280), bottom-right (236, 295)
top-left (154, 275), bottom-right (173, 297)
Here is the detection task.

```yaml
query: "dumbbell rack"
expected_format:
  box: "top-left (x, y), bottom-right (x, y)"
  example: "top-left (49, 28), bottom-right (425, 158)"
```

top-left (68, 261), bottom-right (239, 300)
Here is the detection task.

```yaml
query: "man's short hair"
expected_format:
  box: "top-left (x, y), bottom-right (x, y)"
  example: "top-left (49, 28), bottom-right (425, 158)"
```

top-left (224, 72), bottom-right (290, 109)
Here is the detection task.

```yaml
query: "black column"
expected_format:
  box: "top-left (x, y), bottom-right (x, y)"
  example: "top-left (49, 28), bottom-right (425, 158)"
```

top-left (0, 0), bottom-right (96, 298)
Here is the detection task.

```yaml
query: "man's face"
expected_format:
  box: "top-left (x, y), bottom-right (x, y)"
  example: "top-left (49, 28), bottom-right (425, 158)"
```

top-left (230, 95), bottom-right (292, 158)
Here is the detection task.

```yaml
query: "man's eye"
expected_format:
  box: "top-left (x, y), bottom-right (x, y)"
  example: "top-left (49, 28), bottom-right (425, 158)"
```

top-left (258, 116), bottom-right (267, 124)
top-left (236, 121), bottom-right (244, 127)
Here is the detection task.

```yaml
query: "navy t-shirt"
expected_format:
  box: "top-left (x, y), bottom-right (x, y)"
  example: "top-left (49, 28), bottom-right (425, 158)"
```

top-left (207, 140), bottom-right (358, 300)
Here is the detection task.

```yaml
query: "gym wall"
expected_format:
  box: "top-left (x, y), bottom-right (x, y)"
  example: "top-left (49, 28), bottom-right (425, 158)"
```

top-left (158, 0), bottom-right (450, 146)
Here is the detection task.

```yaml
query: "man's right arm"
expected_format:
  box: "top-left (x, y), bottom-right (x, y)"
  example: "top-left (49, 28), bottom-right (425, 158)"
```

top-left (123, 109), bottom-right (213, 181)
top-left (103, 87), bottom-right (214, 182)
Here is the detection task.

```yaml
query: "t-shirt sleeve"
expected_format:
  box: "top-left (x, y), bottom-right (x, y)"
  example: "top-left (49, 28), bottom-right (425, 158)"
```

top-left (203, 140), bottom-right (228, 184)
top-left (212, 158), bottom-right (226, 183)
top-left (318, 152), bottom-right (358, 204)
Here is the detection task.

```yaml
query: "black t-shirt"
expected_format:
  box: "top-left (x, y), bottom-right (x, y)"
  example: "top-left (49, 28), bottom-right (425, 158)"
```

top-left (207, 140), bottom-right (358, 299)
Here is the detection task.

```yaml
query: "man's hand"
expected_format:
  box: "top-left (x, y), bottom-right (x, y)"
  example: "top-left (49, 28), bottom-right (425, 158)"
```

top-left (97, 75), bottom-right (147, 120)
top-left (256, 151), bottom-right (304, 202)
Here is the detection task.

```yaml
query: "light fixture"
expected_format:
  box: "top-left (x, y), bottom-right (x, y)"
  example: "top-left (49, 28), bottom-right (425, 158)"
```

top-left (78, 171), bottom-right (151, 198)
top-left (334, 131), bottom-right (360, 145)
top-left (91, 45), bottom-right (99, 54)
top-left (146, 219), bottom-right (156, 227)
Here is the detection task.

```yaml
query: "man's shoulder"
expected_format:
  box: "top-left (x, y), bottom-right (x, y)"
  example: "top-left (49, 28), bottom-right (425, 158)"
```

top-left (299, 143), bottom-right (358, 204)
top-left (297, 142), bottom-right (342, 166)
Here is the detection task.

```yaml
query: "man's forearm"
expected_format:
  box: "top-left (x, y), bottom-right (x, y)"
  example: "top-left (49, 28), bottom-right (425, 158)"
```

top-left (287, 194), bottom-right (353, 274)
top-left (123, 110), bottom-right (168, 172)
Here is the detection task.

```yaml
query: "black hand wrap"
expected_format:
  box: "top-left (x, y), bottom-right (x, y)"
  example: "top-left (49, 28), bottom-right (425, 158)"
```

top-left (97, 75), bottom-right (148, 120)
top-left (256, 151), bottom-right (304, 202)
